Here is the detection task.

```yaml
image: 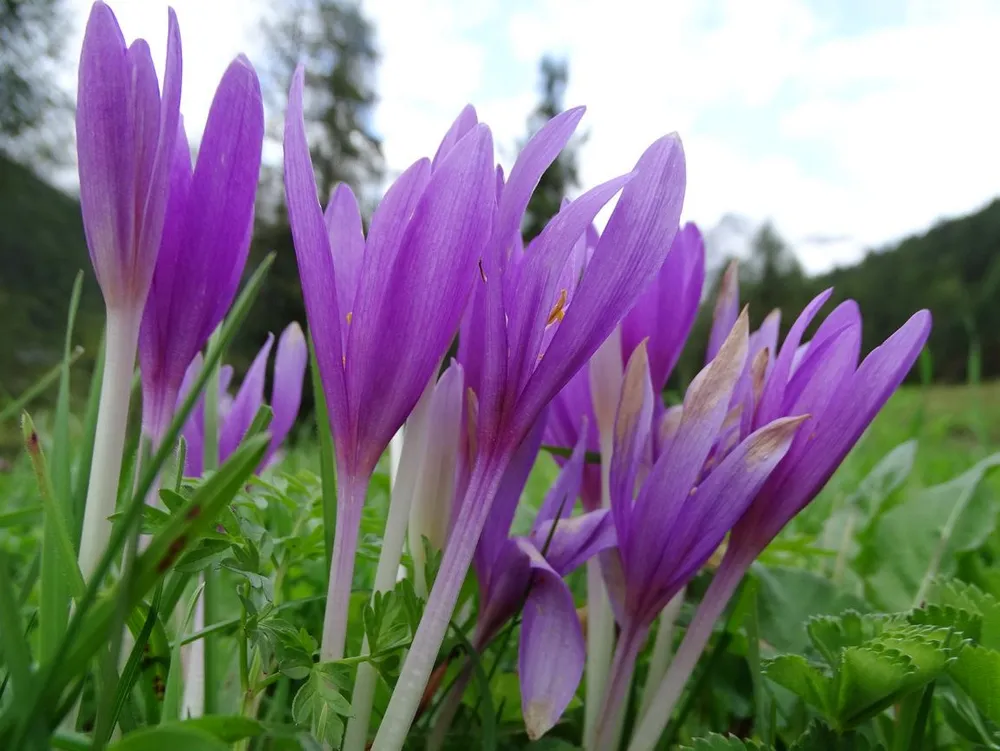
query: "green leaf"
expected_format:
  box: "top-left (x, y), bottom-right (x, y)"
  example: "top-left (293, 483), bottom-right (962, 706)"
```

top-left (0, 345), bottom-right (84, 424)
top-left (789, 721), bottom-right (882, 751)
top-left (762, 654), bottom-right (831, 714)
top-left (0, 550), bottom-right (31, 705)
top-left (107, 725), bottom-right (229, 751)
top-left (162, 581), bottom-right (206, 723)
top-left (308, 333), bottom-right (337, 570)
top-left (680, 732), bottom-right (770, 750)
top-left (855, 440), bottom-right (917, 516)
top-left (859, 453), bottom-right (1000, 611)
top-left (72, 334), bottom-right (104, 544)
top-left (291, 666), bottom-right (353, 747)
top-left (948, 643), bottom-right (1000, 725)
top-left (449, 621), bottom-right (497, 751)
top-left (106, 589), bottom-right (161, 741)
top-left (0, 506), bottom-right (42, 528)
top-left (157, 716), bottom-right (264, 743)
top-left (754, 566), bottom-right (869, 654)
top-left (806, 612), bottom-right (902, 667)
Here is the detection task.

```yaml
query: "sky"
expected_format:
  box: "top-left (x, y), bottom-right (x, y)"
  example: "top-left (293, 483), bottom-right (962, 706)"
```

top-left (64, 0), bottom-right (1000, 273)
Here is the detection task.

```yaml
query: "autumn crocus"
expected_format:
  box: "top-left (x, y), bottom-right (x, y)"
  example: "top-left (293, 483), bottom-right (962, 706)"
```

top-left (139, 55), bottom-right (264, 446)
top-left (543, 221), bottom-right (705, 744)
top-left (284, 70), bottom-right (495, 663)
top-left (628, 292), bottom-right (932, 751)
top-left (76, 1), bottom-right (181, 580)
top-left (374, 106), bottom-right (686, 749)
top-left (178, 323), bottom-right (307, 475)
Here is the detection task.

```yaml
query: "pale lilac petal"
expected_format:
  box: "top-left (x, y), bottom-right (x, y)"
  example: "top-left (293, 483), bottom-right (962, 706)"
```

top-left (706, 260), bottom-right (739, 364)
top-left (432, 104), bottom-right (479, 170)
top-left (496, 107), bottom-right (585, 257)
top-left (283, 66), bottom-right (349, 464)
top-left (636, 415), bottom-right (806, 622)
top-left (219, 334), bottom-right (273, 463)
top-left (736, 310), bottom-right (931, 551)
top-left (517, 540), bottom-right (585, 740)
top-left (178, 353), bottom-right (204, 477)
top-left (626, 313), bottom-right (748, 590)
top-left (543, 366), bottom-right (602, 511)
top-left (749, 309), bottom-right (781, 371)
top-left (609, 342), bottom-right (654, 554)
top-left (265, 323), bottom-right (308, 463)
top-left (621, 222), bottom-right (705, 390)
top-left (324, 183), bottom-right (365, 324)
top-left (126, 40), bottom-right (160, 263)
top-left (530, 509), bottom-right (616, 576)
top-left (515, 134), bottom-right (686, 440)
top-left (476, 539), bottom-right (532, 646)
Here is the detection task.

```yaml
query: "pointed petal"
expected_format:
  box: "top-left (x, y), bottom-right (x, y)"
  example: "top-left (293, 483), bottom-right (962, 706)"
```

top-left (496, 107), bottom-right (585, 256)
top-left (530, 508), bottom-right (616, 576)
top-left (516, 134), bottom-right (686, 439)
top-left (517, 540), bottom-right (586, 741)
top-left (177, 353), bottom-right (205, 477)
top-left (347, 125), bottom-right (495, 475)
top-left (432, 104), bottom-right (479, 170)
top-left (219, 334), bottom-right (274, 463)
top-left (283, 66), bottom-right (349, 464)
top-left (749, 309), bottom-right (781, 372)
top-left (706, 260), bottom-right (739, 363)
top-left (324, 183), bottom-right (366, 324)
top-left (265, 322), bottom-right (308, 462)
top-left (544, 366), bottom-right (602, 512)
top-left (609, 342), bottom-right (654, 554)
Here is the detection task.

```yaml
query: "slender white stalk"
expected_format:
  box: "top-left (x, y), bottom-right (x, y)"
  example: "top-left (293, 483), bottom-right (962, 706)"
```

top-left (637, 588), bottom-right (686, 719)
top-left (321, 475), bottom-right (368, 661)
top-left (389, 428), bottom-right (404, 484)
top-left (372, 462), bottom-right (504, 751)
top-left (78, 309), bottom-right (141, 581)
top-left (584, 329), bottom-right (623, 750)
top-left (182, 589), bottom-right (206, 718)
top-left (344, 430), bottom-right (419, 751)
top-left (628, 556), bottom-right (746, 751)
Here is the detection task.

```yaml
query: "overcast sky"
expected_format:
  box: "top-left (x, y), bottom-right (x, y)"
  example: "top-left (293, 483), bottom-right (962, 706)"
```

top-left (65, 0), bottom-right (1000, 273)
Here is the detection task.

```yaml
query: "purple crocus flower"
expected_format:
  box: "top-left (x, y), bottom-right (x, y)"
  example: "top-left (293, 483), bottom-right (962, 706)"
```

top-left (177, 323), bottom-right (307, 477)
top-left (283, 70), bottom-right (496, 661)
top-left (76, 1), bottom-right (182, 581)
top-left (593, 327), bottom-right (806, 748)
top-left (628, 292), bottom-right (932, 751)
top-left (375, 107), bottom-right (687, 748)
top-left (139, 55), bottom-right (264, 443)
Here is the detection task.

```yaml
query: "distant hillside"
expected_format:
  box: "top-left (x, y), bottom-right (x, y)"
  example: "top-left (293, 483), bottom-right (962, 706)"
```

top-left (0, 151), bottom-right (103, 399)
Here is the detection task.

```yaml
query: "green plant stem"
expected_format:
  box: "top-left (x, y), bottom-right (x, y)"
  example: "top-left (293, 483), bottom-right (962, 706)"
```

top-left (201, 329), bottom-right (221, 717)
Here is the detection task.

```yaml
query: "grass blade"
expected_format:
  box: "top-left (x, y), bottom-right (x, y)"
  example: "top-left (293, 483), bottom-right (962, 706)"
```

top-left (0, 550), bottom-right (31, 707)
top-left (0, 347), bottom-right (84, 425)
top-left (103, 588), bottom-right (162, 743)
top-left (72, 334), bottom-right (105, 546)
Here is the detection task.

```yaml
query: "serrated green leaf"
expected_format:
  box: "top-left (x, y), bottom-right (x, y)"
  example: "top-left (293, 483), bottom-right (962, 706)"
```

top-left (807, 611), bottom-right (901, 667)
top-left (789, 721), bottom-right (882, 750)
top-left (948, 643), bottom-right (1000, 725)
top-left (762, 654), bottom-right (831, 714)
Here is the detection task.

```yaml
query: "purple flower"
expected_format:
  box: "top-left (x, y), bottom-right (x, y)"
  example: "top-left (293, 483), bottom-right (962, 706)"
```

top-left (544, 222), bottom-right (706, 512)
top-left (77, 1), bottom-right (181, 314)
top-left (283, 69), bottom-right (496, 660)
top-left (376, 107), bottom-right (687, 748)
top-left (629, 286), bottom-right (932, 750)
top-left (177, 323), bottom-right (307, 477)
top-left (139, 56), bottom-right (264, 443)
top-left (594, 329), bottom-right (805, 748)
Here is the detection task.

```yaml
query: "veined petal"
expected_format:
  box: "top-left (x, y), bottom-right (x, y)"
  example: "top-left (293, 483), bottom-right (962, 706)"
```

top-left (324, 183), bottom-right (365, 326)
top-left (706, 259), bottom-right (739, 364)
top-left (626, 312), bottom-right (748, 590)
top-left (496, 107), bottom-right (585, 259)
top-left (266, 322), bottom-right (308, 463)
top-left (347, 125), bottom-right (495, 476)
top-left (517, 540), bottom-right (586, 741)
top-left (609, 342), bottom-right (654, 556)
top-left (178, 353), bottom-right (204, 477)
top-left (476, 539), bottom-right (532, 646)
top-left (544, 366), bottom-right (602, 511)
top-left (77, 2), bottom-right (132, 303)
top-left (637, 414), bottom-right (806, 622)
top-left (737, 310), bottom-right (931, 551)
top-left (432, 104), bottom-right (479, 170)
top-left (749, 309), bottom-right (781, 373)
top-left (529, 508), bottom-right (616, 577)
top-left (219, 334), bottom-right (274, 464)
top-left (622, 222), bottom-right (705, 390)
top-left (283, 65), bottom-right (348, 464)
top-left (516, 134), bottom-right (686, 440)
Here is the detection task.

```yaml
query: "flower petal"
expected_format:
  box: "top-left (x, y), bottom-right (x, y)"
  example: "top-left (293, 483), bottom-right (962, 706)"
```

top-left (219, 333), bottom-right (274, 463)
top-left (706, 259), bottom-right (739, 364)
top-left (533, 420), bottom-right (588, 530)
top-left (517, 540), bottom-right (586, 741)
top-left (283, 65), bottom-right (349, 464)
top-left (432, 104), bottom-right (479, 170)
top-left (530, 508), bottom-right (616, 577)
top-left (324, 183), bottom-right (366, 326)
top-left (266, 322), bottom-right (308, 462)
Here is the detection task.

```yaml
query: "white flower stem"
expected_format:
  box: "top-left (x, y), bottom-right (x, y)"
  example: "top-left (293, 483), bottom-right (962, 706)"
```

top-left (201, 332), bottom-right (221, 716)
top-left (344, 432), bottom-right (414, 751)
top-left (627, 555), bottom-right (747, 751)
top-left (321, 473), bottom-right (369, 661)
top-left (637, 587), bottom-right (686, 719)
top-left (77, 309), bottom-right (141, 581)
top-left (584, 428), bottom-right (617, 750)
top-left (371, 461), bottom-right (504, 751)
